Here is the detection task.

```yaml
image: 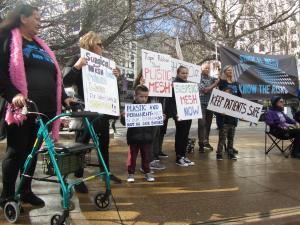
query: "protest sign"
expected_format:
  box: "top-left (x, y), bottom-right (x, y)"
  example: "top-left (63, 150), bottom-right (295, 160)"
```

top-left (171, 58), bottom-right (201, 83)
top-left (125, 103), bottom-right (163, 128)
top-left (207, 88), bottom-right (263, 123)
top-left (142, 49), bottom-right (172, 97)
top-left (174, 83), bottom-right (202, 120)
top-left (81, 48), bottom-right (120, 116)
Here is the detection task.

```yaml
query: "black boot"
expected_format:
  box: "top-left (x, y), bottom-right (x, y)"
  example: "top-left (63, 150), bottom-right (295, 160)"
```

top-left (20, 192), bottom-right (45, 206)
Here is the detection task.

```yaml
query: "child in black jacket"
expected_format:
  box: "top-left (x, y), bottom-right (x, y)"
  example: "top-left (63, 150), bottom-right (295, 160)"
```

top-left (121, 85), bottom-right (155, 182)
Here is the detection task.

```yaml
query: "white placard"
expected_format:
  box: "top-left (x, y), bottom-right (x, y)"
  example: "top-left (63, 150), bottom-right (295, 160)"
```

top-left (81, 48), bottom-right (120, 116)
top-left (125, 103), bottom-right (163, 128)
top-left (171, 58), bottom-right (201, 83)
top-left (207, 88), bottom-right (263, 123)
top-left (141, 49), bottom-right (172, 97)
top-left (174, 83), bottom-right (202, 120)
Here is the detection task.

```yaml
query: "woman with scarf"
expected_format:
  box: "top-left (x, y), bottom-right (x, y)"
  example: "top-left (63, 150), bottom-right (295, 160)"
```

top-left (266, 96), bottom-right (300, 158)
top-left (0, 4), bottom-right (72, 207)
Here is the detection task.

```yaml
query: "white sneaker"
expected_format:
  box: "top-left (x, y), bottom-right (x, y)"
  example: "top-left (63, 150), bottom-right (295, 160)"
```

top-left (145, 173), bottom-right (155, 182)
top-left (184, 157), bottom-right (195, 166)
top-left (176, 157), bottom-right (189, 167)
top-left (127, 174), bottom-right (134, 183)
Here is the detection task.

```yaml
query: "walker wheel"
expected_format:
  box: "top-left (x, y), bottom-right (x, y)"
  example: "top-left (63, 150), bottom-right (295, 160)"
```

top-left (50, 214), bottom-right (70, 225)
top-left (4, 201), bottom-right (20, 223)
top-left (94, 192), bottom-right (111, 210)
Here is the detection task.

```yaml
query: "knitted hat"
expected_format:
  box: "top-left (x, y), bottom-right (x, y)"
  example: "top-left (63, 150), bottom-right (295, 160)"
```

top-left (271, 96), bottom-right (282, 107)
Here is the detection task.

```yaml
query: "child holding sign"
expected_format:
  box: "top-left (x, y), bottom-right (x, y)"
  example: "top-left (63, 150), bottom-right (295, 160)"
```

top-left (121, 85), bottom-right (155, 182)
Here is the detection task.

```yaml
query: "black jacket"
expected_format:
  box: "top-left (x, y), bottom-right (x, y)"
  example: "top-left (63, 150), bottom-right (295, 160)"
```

top-left (0, 32), bottom-right (68, 112)
top-left (121, 101), bottom-right (154, 145)
top-left (63, 54), bottom-right (85, 99)
top-left (165, 76), bottom-right (187, 118)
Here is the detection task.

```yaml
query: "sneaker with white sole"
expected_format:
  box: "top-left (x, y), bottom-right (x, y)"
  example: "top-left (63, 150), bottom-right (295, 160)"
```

top-left (150, 160), bottom-right (166, 170)
top-left (139, 168), bottom-right (154, 174)
top-left (127, 174), bottom-right (135, 183)
top-left (145, 173), bottom-right (155, 182)
top-left (176, 157), bottom-right (189, 167)
top-left (158, 152), bottom-right (169, 158)
top-left (184, 157), bottom-right (195, 166)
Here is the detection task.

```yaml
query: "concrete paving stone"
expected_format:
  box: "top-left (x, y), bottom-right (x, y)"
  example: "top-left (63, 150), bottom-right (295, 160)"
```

top-left (0, 122), bottom-right (300, 224)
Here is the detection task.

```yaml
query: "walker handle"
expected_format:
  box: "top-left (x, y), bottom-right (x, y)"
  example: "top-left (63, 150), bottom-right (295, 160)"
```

top-left (70, 111), bottom-right (99, 118)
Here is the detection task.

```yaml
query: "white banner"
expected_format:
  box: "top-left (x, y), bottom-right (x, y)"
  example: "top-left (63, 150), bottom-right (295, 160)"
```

top-left (174, 83), bottom-right (202, 120)
top-left (207, 88), bottom-right (263, 123)
top-left (171, 58), bottom-right (201, 83)
top-left (125, 103), bottom-right (164, 128)
top-left (81, 48), bottom-right (120, 116)
top-left (142, 49), bottom-right (172, 97)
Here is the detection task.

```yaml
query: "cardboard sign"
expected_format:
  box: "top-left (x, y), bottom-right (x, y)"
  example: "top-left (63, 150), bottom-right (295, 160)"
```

top-left (207, 88), bottom-right (263, 123)
top-left (125, 103), bottom-right (163, 128)
top-left (174, 83), bottom-right (202, 120)
top-left (142, 49), bottom-right (172, 97)
top-left (171, 58), bottom-right (201, 83)
top-left (81, 48), bottom-right (120, 116)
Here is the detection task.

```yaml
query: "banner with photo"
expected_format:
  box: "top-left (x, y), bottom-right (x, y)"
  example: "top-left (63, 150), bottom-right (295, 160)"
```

top-left (220, 46), bottom-right (298, 100)
top-left (125, 103), bottom-right (164, 128)
top-left (207, 89), bottom-right (263, 123)
top-left (81, 48), bottom-right (120, 116)
top-left (174, 83), bottom-right (202, 120)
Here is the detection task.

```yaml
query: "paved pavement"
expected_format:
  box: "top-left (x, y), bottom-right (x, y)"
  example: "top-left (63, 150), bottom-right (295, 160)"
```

top-left (0, 120), bottom-right (300, 224)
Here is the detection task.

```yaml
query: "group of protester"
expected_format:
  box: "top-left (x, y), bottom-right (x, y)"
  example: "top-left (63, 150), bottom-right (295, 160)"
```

top-left (0, 4), bottom-right (300, 211)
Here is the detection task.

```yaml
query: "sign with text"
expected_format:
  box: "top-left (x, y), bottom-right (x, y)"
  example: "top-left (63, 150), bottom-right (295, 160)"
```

top-left (125, 103), bottom-right (164, 128)
top-left (142, 49), bottom-right (172, 97)
top-left (171, 58), bottom-right (201, 83)
top-left (207, 88), bottom-right (263, 123)
top-left (174, 83), bottom-right (202, 120)
top-left (81, 48), bottom-right (120, 116)
top-left (220, 46), bottom-right (298, 100)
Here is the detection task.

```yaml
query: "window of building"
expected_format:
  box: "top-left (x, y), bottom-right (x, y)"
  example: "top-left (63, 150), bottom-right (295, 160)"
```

top-left (291, 41), bottom-right (297, 48)
top-left (291, 27), bottom-right (297, 35)
top-left (259, 44), bottom-right (265, 52)
top-left (249, 21), bottom-right (254, 29)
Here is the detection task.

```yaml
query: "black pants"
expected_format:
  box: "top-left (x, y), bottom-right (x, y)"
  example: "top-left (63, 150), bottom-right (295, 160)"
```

top-left (158, 117), bottom-right (169, 154)
top-left (272, 128), bottom-right (300, 154)
top-left (74, 117), bottom-right (110, 177)
top-left (198, 105), bottom-right (213, 145)
top-left (217, 124), bottom-right (236, 154)
top-left (1, 113), bottom-right (54, 199)
top-left (174, 118), bottom-right (192, 159)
